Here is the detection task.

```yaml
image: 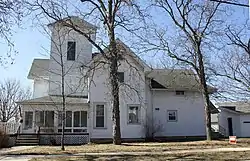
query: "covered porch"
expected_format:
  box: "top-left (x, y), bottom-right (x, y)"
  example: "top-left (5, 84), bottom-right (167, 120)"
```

top-left (18, 96), bottom-right (90, 135)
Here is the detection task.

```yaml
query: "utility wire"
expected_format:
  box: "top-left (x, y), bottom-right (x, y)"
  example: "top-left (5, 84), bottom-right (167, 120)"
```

top-left (210, 0), bottom-right (249, 7)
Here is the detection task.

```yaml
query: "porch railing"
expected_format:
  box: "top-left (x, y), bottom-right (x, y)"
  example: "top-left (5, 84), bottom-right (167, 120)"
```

top-left (34, 125), bottom-right (88, 134)
top-left (0, 122), bottom-right (20, 134)
top-left (219, 125), bottom-right (227, 136)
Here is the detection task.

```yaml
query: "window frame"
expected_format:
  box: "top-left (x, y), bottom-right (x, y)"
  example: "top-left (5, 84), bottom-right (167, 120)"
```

top-left (175, 90), bottom-right (185, 96)
top-left (67, 41), bottom-right (76, 61)
top-left (167, 110), bottom-right (178, 122)
top-left (127, 104), bottom-right (141, 125)
top-left (117, 72), bottom-right (124, 83)
top-left (57, 110), bottom-right (88, 133)
top-left (94, 103), bottom-right (106, 129)
top-left (73, 111), bottom-right (88, 127)
top-left (35, 111), bottom-right (54, 127)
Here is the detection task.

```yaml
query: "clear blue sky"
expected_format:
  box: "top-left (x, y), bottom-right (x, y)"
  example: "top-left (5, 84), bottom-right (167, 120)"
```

top-left (0, 1), bottom-right (249, 90)
top-left (0, 23), bottom-right (50, 88)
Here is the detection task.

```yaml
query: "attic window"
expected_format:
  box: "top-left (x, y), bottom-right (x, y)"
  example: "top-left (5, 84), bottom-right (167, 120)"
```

top-left (176, 91), bottom-right (185, 95)
top-left (67, 41), bottom-right (76, 61)
top-left (118, 72), bottom-right (124, 83)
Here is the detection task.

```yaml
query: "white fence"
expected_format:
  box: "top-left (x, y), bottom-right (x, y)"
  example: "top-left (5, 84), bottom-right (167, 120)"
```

top-left (0, 122), bottom-right (20, 134)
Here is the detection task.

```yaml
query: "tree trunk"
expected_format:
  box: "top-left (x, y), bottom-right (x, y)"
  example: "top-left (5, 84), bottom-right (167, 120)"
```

top-left (110, 64), bottom-right (121, 145)
top-left (60, 51), bottom-right (65, 150)
top-left (109, 38), bottom-right (121, 145)
top-left (197, 46), bottom-right (212, 141)
top-left (61, 96), bottom-right (65, 150)
top-left (2, 102), bottom-right (7, 122)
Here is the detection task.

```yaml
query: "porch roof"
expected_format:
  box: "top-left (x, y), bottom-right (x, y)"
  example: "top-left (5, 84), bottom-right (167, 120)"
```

top-left (17, 95), bottom-right (89, 105)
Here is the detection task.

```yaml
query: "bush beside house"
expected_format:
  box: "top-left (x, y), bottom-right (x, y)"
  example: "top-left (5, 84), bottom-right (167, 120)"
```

top-left (0, 129), bottom-right (10, 148)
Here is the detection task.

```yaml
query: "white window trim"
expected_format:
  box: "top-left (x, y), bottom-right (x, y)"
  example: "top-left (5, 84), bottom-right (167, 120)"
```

top-left (73, 111), bottom-right (88, 128)
top-left (66, 41), bottom-right (77, 61)
top-left (167, 110), bottom-right (178, 122)
top-left (127, 104), bottom-right (141, 125)
top-left (93, 103), bottom-right (107, 129)
top-left (57, 110), bottom-right (88, 133)
top-left (35, 110), bottom-right (54, 127)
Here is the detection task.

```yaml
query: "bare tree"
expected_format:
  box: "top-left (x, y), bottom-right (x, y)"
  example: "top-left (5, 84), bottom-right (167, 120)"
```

top-left (212, 22), bottom-right (250, 101)
top-left (138, 0), bottom-right (224, 140)
top-left (0, 0), bottom-right (25, 65)
top-left (27, 22), bottom-right (92, 150)
top-left (27, 0), bottom-right (144, 145)
top-left (0, 79), bottom-right (31, 122)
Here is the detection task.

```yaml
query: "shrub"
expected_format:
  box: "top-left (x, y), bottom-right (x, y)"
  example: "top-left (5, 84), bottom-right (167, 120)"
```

top-left (0, 129), bottom-right (9, 148)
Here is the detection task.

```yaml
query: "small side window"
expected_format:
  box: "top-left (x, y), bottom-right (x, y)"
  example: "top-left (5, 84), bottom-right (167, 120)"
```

top-left (167, 110), bottom-right (177, 122)
top-left (176, 91), bottom-right (185, 96)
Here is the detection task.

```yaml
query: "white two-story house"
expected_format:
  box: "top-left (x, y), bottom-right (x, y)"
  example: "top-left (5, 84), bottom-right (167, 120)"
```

top-left (18, 17), bottom-right (218, 145)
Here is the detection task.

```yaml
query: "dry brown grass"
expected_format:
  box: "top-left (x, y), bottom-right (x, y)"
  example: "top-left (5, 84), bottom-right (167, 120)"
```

top-left (10, 140), bottom-right (250, 155)
top-left (29, 151), bottom-right (250, 161)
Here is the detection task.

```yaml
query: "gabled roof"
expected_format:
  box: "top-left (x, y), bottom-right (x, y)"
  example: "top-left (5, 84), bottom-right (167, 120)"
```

top-left (48, 16), bottom-right (97, 30)
top-left (91, 39), bottom-right (152, 71)
top-left (147, 69), bottom-right (216, 93)
top-left (147, 69), bottom-right (217, 93)
top-left (147, 69), bottom-right (196, 90)
top-left (116, 39), bottom-right (151, 71)
top-left (28, 59), bottom-right (50, 79)
top-left (219, 101), bottom-right (250, 114)
top-left (17, 95), bottom-right (88, 105)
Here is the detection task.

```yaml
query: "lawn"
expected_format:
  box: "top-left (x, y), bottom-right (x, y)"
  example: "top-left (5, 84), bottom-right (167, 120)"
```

top-left (9, 140), bottom-right (250, 155)
top-left (30, 151), bottom-right (250, 161)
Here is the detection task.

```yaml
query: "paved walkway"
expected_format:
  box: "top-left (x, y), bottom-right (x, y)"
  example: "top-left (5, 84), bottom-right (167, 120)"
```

top-left (0, 146), bottom-right (36, 161)
top-left (0, 146), bottom-right (35, 155)
top-left (1, 147), bottom-right (250, 161)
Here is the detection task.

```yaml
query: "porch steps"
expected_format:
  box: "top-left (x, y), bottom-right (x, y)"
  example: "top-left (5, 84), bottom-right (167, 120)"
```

top-left (16, 135), bottom-right (39, 146)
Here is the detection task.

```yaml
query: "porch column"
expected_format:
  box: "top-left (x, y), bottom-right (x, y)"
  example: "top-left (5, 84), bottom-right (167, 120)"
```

top-left (54, 111), bottom-right (58, 133)
top-left (32, 110), bottom-right (35, 133)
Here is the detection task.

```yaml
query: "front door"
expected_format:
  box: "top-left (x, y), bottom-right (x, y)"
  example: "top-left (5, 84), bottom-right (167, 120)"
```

top-left (23, 111), bottom-right (34, 133)
top-left (227, 117), bottom-right (233, 136)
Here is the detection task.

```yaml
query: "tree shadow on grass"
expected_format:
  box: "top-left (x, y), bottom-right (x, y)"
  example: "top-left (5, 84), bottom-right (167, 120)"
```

top-left (79, 154), bottom-right (211, 161)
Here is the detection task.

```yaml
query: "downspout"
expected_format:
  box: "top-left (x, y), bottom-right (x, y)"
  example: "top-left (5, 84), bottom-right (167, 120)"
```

top-left (147, 78), bottom-right (154, 138)
top-left (87, 77), bottom-right (92, 143)
top-left (150, 83), bottom-right (154, 138)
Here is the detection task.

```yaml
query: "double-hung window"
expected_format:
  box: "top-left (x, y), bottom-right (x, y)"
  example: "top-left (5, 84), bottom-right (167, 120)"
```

top-left (66, 111), bottom-right (72, 127)
top-left (67, 41), bottom-right (76, 61)
top-left (128, 105), bottom-right (140, 124)
top-left (35, 111), bottom-right (54, 127)
top-left (117, 72), bottom-right (124, 83)
top-left (73, 111), bottom-right (87, 127)
top-left (167, 110), bottom-right (178, 122)
top-left (95, 104), bottom-right (105, 128)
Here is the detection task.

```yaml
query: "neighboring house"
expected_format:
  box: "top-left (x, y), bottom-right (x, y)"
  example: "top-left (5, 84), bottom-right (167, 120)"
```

top-left (17, 17), bottom-right (218, 145)
top-left (219, 101), bottom-right (250, 137)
